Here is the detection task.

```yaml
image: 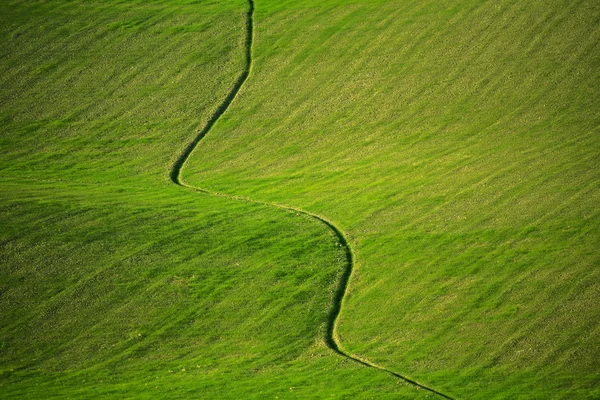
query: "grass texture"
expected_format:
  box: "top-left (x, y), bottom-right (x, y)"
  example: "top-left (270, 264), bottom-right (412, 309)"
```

top-left (1, 0), bottom-right (599, 399)
top-left (0, 0), bottom-right (431, 398)
top-left (183, 0), bottom-right (600, 398)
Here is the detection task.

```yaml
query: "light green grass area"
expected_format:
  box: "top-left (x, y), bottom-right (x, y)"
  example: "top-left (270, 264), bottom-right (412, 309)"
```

top-left (1, 0), bottom-right (599, 399)
top-left (183, 0), bottom-right (600, 398)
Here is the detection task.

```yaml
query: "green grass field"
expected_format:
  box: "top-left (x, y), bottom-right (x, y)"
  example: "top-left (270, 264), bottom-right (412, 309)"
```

top-left (1, 0), bottom-right (599, 398)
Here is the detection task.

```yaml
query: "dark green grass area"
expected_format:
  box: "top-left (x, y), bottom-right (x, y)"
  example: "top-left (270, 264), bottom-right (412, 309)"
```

top-left (0, 183), bottom-right (428, 399)
top-left (183, 0), bottom-right (600, 398)
top-left (0, 0), bottom-right (430, 398)
top-left (0, 0), bottom-right (245, 186)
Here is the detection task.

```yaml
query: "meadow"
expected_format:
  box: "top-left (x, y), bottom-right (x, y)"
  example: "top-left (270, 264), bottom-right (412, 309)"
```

top-left (1, 0), bottom-right (599, 398)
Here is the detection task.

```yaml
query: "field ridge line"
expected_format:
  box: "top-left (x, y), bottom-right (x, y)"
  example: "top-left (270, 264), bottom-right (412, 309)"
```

top-left (170, 1), bottom-right (454, 398)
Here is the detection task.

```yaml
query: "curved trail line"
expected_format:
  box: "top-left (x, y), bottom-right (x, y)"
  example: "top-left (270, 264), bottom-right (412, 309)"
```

top-left (171, 1), bottom-right (453, 399)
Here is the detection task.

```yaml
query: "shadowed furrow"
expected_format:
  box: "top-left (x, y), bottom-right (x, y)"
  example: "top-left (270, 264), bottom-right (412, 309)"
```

top-left (170, 1), bottom-right (454, 398)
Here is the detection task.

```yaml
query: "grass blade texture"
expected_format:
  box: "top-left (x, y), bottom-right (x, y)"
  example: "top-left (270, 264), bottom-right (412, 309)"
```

top-left (0, 0), bottom-right (431, 398)
top-left (1, 0), bottom-right (599, 399)
top-left (183, 0), bottom-right (600, 399)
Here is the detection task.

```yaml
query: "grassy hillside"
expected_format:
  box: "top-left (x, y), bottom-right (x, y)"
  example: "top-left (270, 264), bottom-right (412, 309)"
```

top-left (183, 0), bottom-right (600, 398)
top-left (0, 0), bottom-right (245, 186)
top-left (0, 0), bottom-right (429, 398)
top-left (1, 0), bottom-right (598, 399)
top-left (1, 183), bottom-right (426, 399)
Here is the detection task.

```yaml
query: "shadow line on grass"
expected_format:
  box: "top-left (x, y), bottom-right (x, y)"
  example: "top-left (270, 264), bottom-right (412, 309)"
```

top-left (170, 1), bottom-right (454, 398)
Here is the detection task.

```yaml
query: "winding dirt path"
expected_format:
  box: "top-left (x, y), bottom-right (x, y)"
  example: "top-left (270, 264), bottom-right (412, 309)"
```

top-left (171, 1), bottom-right (454, 398)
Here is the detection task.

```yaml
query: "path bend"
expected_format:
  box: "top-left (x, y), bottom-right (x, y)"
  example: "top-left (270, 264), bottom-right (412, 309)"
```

top-left (170, 1), bottom-right (454, 399)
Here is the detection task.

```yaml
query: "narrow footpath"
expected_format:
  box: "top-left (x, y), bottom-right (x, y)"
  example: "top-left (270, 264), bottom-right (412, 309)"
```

top-left (170, 1), bottom-right (454, 398)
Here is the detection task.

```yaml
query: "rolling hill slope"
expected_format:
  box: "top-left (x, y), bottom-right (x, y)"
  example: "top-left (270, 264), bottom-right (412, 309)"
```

top-left (0, 0), bottom-right (598, 398)
top-left (183, 0), bottom-right (600, 398)
top-left (0, 0), bottom-right (431, 398)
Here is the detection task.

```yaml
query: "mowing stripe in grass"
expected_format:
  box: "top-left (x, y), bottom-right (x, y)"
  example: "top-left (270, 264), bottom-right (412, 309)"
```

top-left (170, 0), bottom-right (455, 398)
